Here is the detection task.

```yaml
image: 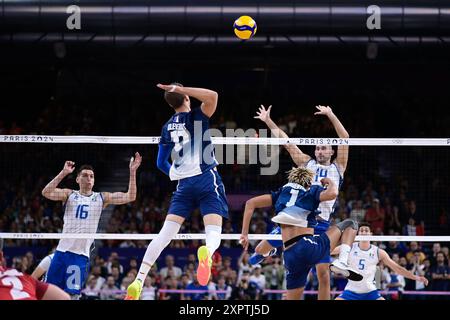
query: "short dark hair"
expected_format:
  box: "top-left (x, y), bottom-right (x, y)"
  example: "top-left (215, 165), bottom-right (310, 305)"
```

top-left (164, 82), bottom-right (185, 109)
top-left (77, 165), bottom-right (94, 176)
top-left (359, 222), bottom-right (371, 230)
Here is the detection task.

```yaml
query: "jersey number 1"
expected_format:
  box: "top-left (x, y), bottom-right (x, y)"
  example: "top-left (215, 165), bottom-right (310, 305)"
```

top-left (286, 189), bottom-right (299, 207)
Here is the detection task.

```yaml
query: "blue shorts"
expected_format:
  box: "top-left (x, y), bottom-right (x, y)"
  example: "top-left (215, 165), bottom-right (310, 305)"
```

top-left (338, 290), bottom-right (382, 300)
top-left (46, 251), bottom-right (90, 295)
top-left (283, 233), bottom-right (331, 290)
top-left (268, 221), bottom-right (331, 261)
top-left (169, 168), bottom-right (229, 219)
top-left (314, 220), bottom-right (331, 264)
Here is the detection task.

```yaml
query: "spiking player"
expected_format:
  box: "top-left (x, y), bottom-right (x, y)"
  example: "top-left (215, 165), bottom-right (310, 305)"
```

top-left (251, 105), bottom-right (349, 300)
top-left (333, 222), bottom-right (428, 300)
top-left (41, 154), bottom-right (142, 299)
top-left (240, 167), bottom-right (362, 300)
top-left (126, 83), bottom-right (228, 300)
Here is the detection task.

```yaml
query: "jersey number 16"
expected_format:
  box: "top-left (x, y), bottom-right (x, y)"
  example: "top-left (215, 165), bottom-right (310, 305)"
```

top-left (75, 204), bottom-right (89, 219)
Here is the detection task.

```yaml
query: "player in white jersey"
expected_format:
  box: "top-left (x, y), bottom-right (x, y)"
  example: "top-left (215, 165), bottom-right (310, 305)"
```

top-left (333, 222), bottom-right (428, 300)
top-left (251, 105), bottom-right (349, 300)
top-left (41, 154), bottom-right (142, 298)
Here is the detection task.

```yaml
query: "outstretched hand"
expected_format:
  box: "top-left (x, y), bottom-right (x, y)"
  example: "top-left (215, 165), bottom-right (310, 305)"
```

top-left (62, 161), bottom-right (75, 175)
top-left (314, 105), bottom-right (333, 117)
top-left (129, 152), bottom-right (142, 172)
top-left (254, 105), bottom-right (272, 123)
top-left (156, 83), bottom-right (177, 92)
top-left (239, 234), bottom-right (249, 251)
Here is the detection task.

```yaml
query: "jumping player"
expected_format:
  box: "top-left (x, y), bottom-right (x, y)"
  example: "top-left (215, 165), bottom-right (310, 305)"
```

top-left (240, 167), bottom-right (362, 300)
top-left (251, 105), bottom-right (349, 300)
top-left (333, 222), bottom-right (428, 300)
top-left (126, 83), bottom-right (228, 300)
top-left (41, 153), bottom-right (142, 299)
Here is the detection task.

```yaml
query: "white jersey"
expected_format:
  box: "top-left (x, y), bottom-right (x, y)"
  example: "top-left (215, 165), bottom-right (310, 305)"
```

top-left (56, 191), bottom-right (104, 257)
top-left (305, 159), bottom-right (343, 221)
top-left (345, 243), bottom-right (379, 293)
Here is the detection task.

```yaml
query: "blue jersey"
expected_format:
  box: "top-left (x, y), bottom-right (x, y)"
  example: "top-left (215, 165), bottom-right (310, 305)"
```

top-left (159, 107), bottom-right (218, 180)
top-left (271, 183), bottom-right (324, 228)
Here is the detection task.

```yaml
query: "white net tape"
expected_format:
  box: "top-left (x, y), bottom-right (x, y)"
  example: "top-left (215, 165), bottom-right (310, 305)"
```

top-left (1, 233), bottom-right (449, 242)
top-left (2, 135), bottom-right (450, 146)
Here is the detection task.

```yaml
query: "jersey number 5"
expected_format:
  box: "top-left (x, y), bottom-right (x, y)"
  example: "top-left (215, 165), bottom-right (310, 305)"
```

top-left (75, 204), bottom-right (89, 219)
top-left (358, 259), bottom-right (365, 270)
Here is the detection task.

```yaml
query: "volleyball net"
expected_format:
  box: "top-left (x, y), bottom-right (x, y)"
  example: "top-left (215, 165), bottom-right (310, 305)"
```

top-left (0, 135), bottom-right (449, 300)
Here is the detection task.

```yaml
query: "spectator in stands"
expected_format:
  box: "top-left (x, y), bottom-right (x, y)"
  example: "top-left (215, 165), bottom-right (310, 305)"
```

top-left (160, 255), bottom-right (182, 279)
top-left (237, 251), bottom-right (252, 283)
top-left (430, 243), bottom-right (442, 267)
top-left (431, 252), bottom-right (450, 292)
top-left (406, 200), bottom-right (425, 234)
top-left (140, 275), bottom-right (157, 300)
top-left (184, 278), bottom-right (208, 301)
top-left (249, 264), bottom-right (266, 298)
top-left (404, 218), bottom-right (420, 236)
top-left (349, 200), bottom-right (366, 224)
top-left (89, 265), bottom-right (106, 292)
top-left (230, 271), bottom-right (259, 300)
top-left (421, 259), bottom-right (433, 286)
top-left (385, 241), bottom-right (407, 257)
top-left (365, 198), bottom-right (385, 233)
top-left (159, 276), bottom-right (182, 301)
top-left (106, 252), bottom-right (124, 274)
top-left (212, 276), bottom-right (232, 300)
top-left (125, 257), bottom-right (139, 275)
top-left (211, 251), bottom-right (223, 280)
top-left (384, 204), bottom-right (402, 234)
top-left (262, 256), bottom-right (284, 300)
top-left (409, 251), bottom-right (427, 299)
top-left (100, 276), bottom-right (120, 300)
top-left (110, 265), bottom-right (123, 288)
top-left (83, 275), bottom-right (101, 300)
top-left (406, 242), bottom-right (426, 264)
top-left (386, 268), bottom-right (405, 300)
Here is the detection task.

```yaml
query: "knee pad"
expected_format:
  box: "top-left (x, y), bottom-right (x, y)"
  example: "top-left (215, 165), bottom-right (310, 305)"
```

top-left (335, 219), bottom-right (358, 232)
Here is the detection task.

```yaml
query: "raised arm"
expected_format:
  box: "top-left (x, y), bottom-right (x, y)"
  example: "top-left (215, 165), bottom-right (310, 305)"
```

top-left (102, 152), bottom-right (142, 207)
top-left (240, 194), bottom-right (273, 250)
top-left (319, 177), bottom-right (338, 202)
top-left (255, 105), bottom-right (311, 166)
top-left (157, 84), bottom-right (218, 118)
top-left (41, 161), bottom-right (74, 202)
top-left (379, 249), bottom-right (428, 286)
top-left (314, 106), bottom-right (349, 173)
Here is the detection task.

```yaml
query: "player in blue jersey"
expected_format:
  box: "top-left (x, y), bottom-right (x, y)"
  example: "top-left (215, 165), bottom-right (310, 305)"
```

top-left (240, 167), bottom-right (362, 300)
top-left (250, 105), bottom-right (349, 300)
top-left (126, 83), bottom-right (228, 300)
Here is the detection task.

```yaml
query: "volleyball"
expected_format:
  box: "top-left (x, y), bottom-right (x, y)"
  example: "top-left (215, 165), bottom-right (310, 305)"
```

top-left (233, 15), bottom-right (257, 40)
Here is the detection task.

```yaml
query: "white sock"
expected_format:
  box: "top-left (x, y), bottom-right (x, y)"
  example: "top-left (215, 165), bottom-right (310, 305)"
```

top-left (136, 220), bottom-right (181, 283)
top-left (339, 244), bottom-right (351, 264)
top-left (205, 224), bottom-right (222, 258)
